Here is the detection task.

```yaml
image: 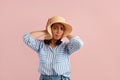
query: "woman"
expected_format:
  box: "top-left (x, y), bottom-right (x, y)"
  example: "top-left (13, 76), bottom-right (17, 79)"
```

top-left (23, 16), bottom-right (84, 80)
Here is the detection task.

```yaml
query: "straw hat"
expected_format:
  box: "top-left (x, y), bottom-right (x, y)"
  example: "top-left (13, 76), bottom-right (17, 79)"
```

top-left (45, 16), bottom-right (72, 39)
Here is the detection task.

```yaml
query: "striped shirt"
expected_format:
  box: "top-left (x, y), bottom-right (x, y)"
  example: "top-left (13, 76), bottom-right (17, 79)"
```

top-left (23, 32), bottom-right (83, 77)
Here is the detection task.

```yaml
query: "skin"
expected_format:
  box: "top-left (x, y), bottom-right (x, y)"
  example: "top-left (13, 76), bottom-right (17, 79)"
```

top-left (50, 23), bottom-right (65, 48)
top-left (51, 23), bottom-right (65, 40)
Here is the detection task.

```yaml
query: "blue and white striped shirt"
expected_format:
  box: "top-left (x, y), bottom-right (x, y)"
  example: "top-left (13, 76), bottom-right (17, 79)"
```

top-left (23, 32), bottom-right (83, 77)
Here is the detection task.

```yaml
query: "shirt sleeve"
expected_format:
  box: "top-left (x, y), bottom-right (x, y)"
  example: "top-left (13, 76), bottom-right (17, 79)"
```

top-left (23, 32), bottom-right (42, 53)
top-left (65, 36), bottom-right (84, 55)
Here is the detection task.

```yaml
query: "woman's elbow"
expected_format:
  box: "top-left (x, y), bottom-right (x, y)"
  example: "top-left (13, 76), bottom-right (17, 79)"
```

top-left (77, 40), bottom-right (84, 49)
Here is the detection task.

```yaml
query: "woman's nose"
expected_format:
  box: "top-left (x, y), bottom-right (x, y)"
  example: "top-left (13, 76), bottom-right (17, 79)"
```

top-left (57, 29), bottom-right (61, 33)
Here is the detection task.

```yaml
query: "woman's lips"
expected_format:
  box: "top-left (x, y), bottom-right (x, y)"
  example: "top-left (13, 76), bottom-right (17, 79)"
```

top-left (55, 35), bottom-right (62, 38)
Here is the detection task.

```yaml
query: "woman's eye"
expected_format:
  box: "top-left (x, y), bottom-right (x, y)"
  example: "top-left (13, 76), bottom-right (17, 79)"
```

top-left (61, 27), bottom-right (64, 30)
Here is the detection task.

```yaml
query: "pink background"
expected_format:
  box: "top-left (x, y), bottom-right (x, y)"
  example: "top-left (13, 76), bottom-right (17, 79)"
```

top-left (0, 0), bottom-right (120, 80)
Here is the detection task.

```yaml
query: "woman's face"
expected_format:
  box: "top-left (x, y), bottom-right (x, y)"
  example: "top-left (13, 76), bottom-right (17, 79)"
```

top-left (51, 23), bottom-right (65, 40)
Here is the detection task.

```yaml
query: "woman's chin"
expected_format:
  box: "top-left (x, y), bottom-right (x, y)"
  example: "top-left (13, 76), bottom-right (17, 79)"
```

top-left (53, 37), bottom-right (62, 40)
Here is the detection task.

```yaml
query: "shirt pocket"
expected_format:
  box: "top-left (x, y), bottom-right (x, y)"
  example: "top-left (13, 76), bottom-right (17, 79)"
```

top-left (55, 52), bottom-right (67, 63)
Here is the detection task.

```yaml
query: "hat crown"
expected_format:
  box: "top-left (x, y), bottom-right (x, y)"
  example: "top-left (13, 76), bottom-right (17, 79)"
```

top-left (49, 16), bottom-right (66, 24)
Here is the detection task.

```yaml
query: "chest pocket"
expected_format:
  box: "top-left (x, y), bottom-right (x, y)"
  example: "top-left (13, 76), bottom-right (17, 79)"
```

top-left (55, 52), bottom-right (67, 63)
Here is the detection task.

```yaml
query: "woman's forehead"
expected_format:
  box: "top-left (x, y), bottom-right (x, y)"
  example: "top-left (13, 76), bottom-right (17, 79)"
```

top-left (51, 23), bottom-right (64, 27)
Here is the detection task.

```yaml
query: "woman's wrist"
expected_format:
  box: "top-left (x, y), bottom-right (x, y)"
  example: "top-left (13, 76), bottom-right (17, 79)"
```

top-left (66, 34), bottom-right (74, 40)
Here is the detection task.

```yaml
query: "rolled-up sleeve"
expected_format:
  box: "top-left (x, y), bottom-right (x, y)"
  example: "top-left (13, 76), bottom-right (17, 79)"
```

top-left (23, 32), bottom-right (41, 53)
top-left (65, 36), bottom-right (84, 55)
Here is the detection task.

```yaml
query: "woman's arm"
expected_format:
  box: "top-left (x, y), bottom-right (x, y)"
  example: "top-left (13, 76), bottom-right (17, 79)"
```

top-left (66, 34), bottom-right (74, 40)
top-left (65, 34), bottom-right (84, 55)
top-left (30, 30), bottom-right (48, 39)
top-left (23, 30), bottom-right (48, 52)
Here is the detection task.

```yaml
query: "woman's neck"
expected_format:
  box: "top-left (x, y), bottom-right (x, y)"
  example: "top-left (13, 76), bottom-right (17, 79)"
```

top-left (51, 39), bottom-right (57, 44)
top-left (50, 39), bottom-right (57, 48)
